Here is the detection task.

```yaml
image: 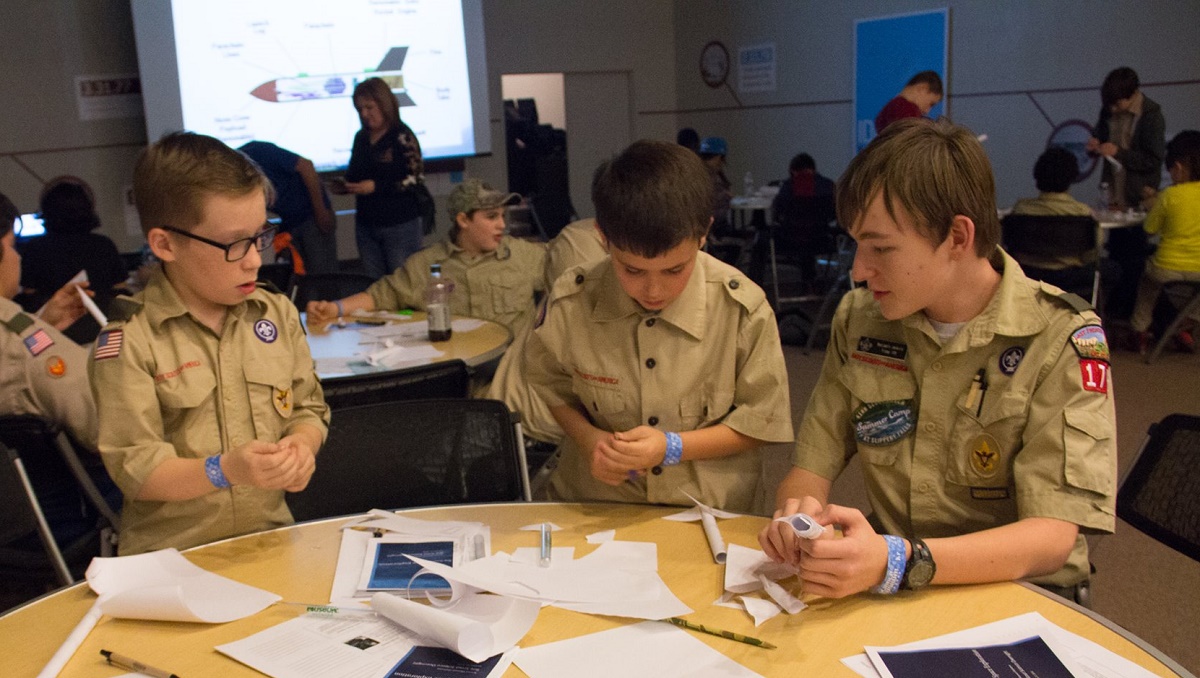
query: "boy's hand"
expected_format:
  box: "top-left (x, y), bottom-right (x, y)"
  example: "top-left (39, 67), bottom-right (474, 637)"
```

top-left (343, 180), bottom-right (375, 195)
top-left (607, 426), bottom-right (668, 474)
top-left (41, 281), bottom-right (90, 330)
top-left (759, 496), bottom-right (825, 566)
top-left (306, 300), bottom-right (340, 325)
top-left (221, 440), bottom-right (297, 490)
top-left (278, 434), bottom-right (317, 492)
top-left (795, 504), bottom-right (891, 599)
top-left (1085, 137), bottom-right (1100, 153)
top-left (573, 428), bottom-right (625, 485)
top-left (1097, 142), bottom-right (1118, 158)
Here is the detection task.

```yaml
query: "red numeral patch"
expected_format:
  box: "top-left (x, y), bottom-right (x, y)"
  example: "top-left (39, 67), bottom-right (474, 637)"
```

top-left (1079, 359), bottom-right (1109, 394)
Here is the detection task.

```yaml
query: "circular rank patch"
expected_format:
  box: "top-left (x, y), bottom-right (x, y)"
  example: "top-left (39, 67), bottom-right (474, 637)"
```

top-left (969, 433), bottom-right (1002, 478)
top-left (46, 355), bottom-right (66, 378)
top-left (254, 319), bottom-right (278, 343)
top-left (998, 347), bottom-right (1025, 375)
top-left (852, 401), bottom-right (914, 446)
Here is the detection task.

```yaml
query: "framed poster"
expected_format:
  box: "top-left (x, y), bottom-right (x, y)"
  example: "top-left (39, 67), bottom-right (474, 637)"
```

top-left (854, 9), bottom-right (948, 153)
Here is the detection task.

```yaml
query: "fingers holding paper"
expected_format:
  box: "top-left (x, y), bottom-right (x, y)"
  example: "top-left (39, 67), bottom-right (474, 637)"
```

top-left (759, 496), bottom-right (823, 566)
top-left (42, 280), bottom-right (91, 330)
top-left (795, 504), bottom-right (891, 599)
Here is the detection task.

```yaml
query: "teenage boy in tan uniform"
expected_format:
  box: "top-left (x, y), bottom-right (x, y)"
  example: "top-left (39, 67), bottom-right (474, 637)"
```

top-left (525, 141), bottom-right (793, 512)
top-left (307, 179), bottom-right (546, 339)
top-left (760, 119), bottom-right (1116, 604)
top-left (90, 132), bottom-right (329, 555)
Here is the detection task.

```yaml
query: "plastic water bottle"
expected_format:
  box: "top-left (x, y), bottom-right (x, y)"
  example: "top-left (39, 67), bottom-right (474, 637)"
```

top-left (426, 263), bottom-right (453, 341)
top-left (1097, 181), bottom-right (1112, 211)
top-left (743, 171), bottom-right (755, 197)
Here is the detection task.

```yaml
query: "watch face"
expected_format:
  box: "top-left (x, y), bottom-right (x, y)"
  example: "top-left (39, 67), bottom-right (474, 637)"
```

top-left (908, 560), bottom-right (935, 588)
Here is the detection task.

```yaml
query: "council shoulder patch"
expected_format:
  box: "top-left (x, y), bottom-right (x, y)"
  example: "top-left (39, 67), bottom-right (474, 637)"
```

top-left (851, 400), bottom-right (915, 446)
top-left (1069, 325), bottom-right (1110, 361)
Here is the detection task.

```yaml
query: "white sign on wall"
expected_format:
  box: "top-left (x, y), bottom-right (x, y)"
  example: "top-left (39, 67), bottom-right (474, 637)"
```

top-left (75, 74), bottom-right (143, 121)
top-left (738, 43), bottom-right (776, 93)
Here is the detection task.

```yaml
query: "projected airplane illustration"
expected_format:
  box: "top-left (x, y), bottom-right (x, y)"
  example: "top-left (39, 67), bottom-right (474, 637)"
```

top-left (250, 46), bottom-right (416, 106)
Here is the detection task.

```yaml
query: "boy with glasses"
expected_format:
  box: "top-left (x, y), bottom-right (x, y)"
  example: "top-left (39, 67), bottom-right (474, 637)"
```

top-left (90, 132), bottom-right (330, 555)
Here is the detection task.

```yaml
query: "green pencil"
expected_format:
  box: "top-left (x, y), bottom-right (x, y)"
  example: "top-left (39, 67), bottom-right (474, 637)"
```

top-left (662, 617), bottom-right (777, 650)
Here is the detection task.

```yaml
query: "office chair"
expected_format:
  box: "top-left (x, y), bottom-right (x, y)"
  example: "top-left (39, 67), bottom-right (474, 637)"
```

top-left (1001, 214), bottom-right (1101, 306)
top-left (291, 272), bottom-right (377, 309)
top-left (1117, 413), bottom-right (1200, 563)
top-left (320, 358), bottom-right (471, 410)
top-left (767, 193), bottom-right (838, 308)
top-left (287, 398), bottom-right (531, 522)
top-left (1143, 281), bottom-right (1200, 364)
top-left (0, 415), bottom-right (121, 586)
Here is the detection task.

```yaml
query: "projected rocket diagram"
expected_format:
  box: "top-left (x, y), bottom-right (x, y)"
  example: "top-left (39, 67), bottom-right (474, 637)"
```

top-left (250, 47), bottom-right (416, 106)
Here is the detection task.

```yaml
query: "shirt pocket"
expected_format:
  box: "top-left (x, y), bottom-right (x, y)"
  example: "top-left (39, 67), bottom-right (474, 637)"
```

top-left (489, 278), bottom-right (533, 315)
top-left (572, 376), bottom-right (629, 430)
top-left (946, 390), bottom-right (1027, 490)
top-left (244, 356), bottom-right (295, 441)
top-left (679, 389), bottom-right (734, 431)
top-left (1062, 407), bottom-right (1115, 497)
top-left (155, 369), bottom-right (217, 457)
top-left (839, 363), bottom-right (917, 468)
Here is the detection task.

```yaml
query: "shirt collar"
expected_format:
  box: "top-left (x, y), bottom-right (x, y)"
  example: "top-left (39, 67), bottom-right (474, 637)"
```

top-left (143, 265), bottom-right (266, 331)
top-left (445, 236), bottom-right (513, 261)
top-left (590, 254), bottom-right (708, 340)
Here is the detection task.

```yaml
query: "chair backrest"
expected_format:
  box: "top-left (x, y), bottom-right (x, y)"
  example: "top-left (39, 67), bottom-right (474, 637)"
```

top-left (292, 272), bottom-right (377, 309)
top-left (1001, 214), bottom-right (1098, 259)
top-left (775, 193), bottom-right (837, 250)
top-left (287, 398), bottom-right (529, 522)
top-left (320, 359), bottom-right (471, 410)
top-left (1117, 414), bottom-right (1200, 563)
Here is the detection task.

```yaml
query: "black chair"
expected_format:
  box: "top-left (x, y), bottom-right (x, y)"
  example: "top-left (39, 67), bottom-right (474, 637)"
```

top-left (0, 416), bottom-right (121, 586)
top-left (320, 359), bottom-right (471, 410)
top-left (1144, 281), bottom-right (1200, 364)
top-left (1001, 214), bottom-right (1101, 306)
top-left (287, 398), bottom-right (531, 522)
top-left (292, 272), bottom-right (377, 309)
top-left (767, 194), bottom-right (838, 309)
top-left (1117, 413), bottom-right (1200, 563)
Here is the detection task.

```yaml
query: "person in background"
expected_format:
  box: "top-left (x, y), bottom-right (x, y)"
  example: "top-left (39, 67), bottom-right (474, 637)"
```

top-left (1129, 130), bottom-right (1200, 354)
top-left (760, 119), bottom-right (1115, 606)
top-left (874, 71), bottom-right (943, 134)
top-left (1, 191), bottom-right (120, 541)
top-left (90, 132), bottom-right (329, 555)
top-left (239, 141), bottom-right (338, 275)
top-left (524, 140), bottom-right (793, 513)
top-left (676, 127), bottom-right (701, 155)
top-left (331, 77), bottom-right (425, 279)
top-left (1009, 146), bottom-right (1097, 276)
top-left (1085, 67), bottom-right (1165, 319)
top-left (769, 152), bottom-right (838, 289)
top-left (699, 136), bottom-right (733, 235)
top-left (18, 176), bottom-right (128, 343)
top-left (307, 179), bottom-right (546, 341)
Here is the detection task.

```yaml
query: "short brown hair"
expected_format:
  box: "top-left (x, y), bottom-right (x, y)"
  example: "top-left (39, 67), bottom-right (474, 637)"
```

top-left (353, 77), bottom-right (400, 130)
top-left (837, 117), bottom-right (999, 258)
top-left (0, 192), bottom-right (17, 263)
top-left (592, 140), bottom-right (712, 257)
top-left (133, 132), bottom-right (272, 235)
top-left (907, 70), bottom-right (943, 95)
top-left (1101, 67), bottom-right (1139, 109)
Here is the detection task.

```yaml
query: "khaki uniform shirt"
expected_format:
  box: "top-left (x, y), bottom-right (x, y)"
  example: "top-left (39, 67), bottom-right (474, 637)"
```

top-left (488, 219), bottom-right (608, 443)
top-left (366, 236), bottom-right (547, 337)
top-left (526, 252), bottom-right (793, 512)
top-left (1010, 193), bottom-right (1097, 269)
top-left (0, 297), bottom-right (97, 449)
top-left (89, 268), bottom-right (330, 555)
top-left (793, 251), bottom-right (1116, 587)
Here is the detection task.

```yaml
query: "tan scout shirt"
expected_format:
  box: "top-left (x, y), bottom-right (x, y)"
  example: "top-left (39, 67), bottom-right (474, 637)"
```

top-left (89, 268), bottom-right (330, 555)
top-left (488, 219), bottom-right (608, 443)
top-left (526, 252), bottom-right (793, 512)
top-left (366, 236), bottom-right (547, 337)
top-left (0, 297), bottom-right (97, 449)
top-left (793, 251), bottom-right (1116, 587)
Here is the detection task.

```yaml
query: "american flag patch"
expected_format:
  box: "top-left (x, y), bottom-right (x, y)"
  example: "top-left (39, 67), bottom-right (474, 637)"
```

top-left (23, 329), bottom-right (54, 356)
top-left (94, 329), bottom-right (124, 361)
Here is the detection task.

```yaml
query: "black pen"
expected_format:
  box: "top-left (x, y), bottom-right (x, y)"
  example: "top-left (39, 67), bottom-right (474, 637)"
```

top-left (100, 649), bottom-right (182, 678)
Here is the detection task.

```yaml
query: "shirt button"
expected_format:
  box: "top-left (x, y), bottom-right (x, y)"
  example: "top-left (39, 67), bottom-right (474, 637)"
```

top-left (728, 280), bottom-right (740, 290)
top-left (919, 482), bottom-right (931, 493)
top-left (646, 318), bottom-right (656, 327)
top-left (923, 422), bottom-right (936, 433)
top-left (651, 466), bottom-right (663, 475)
top-left (648, 416), bottom-right (659, 426)
top-left (575, 274), bottom-right (585, 284)
top-left (933, 362), bottom-right (944, 372)
top-left (645, 358), bottom-right (656, 369)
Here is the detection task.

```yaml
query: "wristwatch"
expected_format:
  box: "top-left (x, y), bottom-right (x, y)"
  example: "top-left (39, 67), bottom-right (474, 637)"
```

top-left (902, 538), bottom-right (936, 590)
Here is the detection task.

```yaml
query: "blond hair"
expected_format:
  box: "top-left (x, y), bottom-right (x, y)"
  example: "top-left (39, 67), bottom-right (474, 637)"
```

top-left (133, 132), bottom-right (272, 235)
top-left (837, 118), bottom-right (999, 257)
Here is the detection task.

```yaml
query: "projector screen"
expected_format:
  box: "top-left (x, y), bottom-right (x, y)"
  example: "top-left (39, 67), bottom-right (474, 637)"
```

top-left (131, 0), bottom-right (491, 171)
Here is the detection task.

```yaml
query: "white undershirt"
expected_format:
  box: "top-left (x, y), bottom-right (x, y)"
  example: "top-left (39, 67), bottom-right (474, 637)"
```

top-left (927, 317), bottom-right (967, 344)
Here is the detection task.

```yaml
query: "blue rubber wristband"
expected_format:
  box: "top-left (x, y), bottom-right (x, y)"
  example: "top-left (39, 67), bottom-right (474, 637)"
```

top-left (663, 432), bottom-right (683, 466)
top-left (871, 535), bottom-right (907, 595)
top-left (205, 455), bottom-right (231, 489)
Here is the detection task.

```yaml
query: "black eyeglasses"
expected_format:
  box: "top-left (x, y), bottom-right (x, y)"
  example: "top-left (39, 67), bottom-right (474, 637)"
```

top-left (161, 225), bottom-right (277, 262)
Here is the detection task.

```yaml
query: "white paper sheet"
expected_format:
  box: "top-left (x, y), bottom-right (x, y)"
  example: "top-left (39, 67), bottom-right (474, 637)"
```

top-left (841, 612), bottom-right (1161, 678)
top-left (513, 621), bottom-right (764, 678)
top-left (586, 529), bottom-right (616, 544)
top-left (452, 318), bottom-right (486, 331)
top-left (738, 596), bottom-right (782, 627)
top-left (518, 522), bottom-right (562, 531)
top-left (758, 575), bottom-right (806, 615)
top-left (723, 543), bottom-right (795, 595)
top-left (364, 342), bottom-right (445, 367)
top-left (372, 592), bottom-right (539, 663)
top-left (77, 284), bottom-right (108, 326)
top-left (85, 548), bottom-right (280, 622)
